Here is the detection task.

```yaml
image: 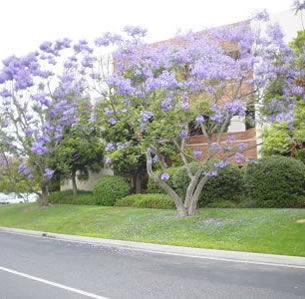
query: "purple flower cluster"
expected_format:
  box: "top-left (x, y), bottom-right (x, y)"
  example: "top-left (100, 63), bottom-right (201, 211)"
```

top-left (44, 168), bottom-right (55, 180)
top-left (31, 142), bottom-right (48, 155)
top-left (160, 172), bottom-right (170, 181)
top-left (140, 111), bottom-right (153, 122)
top-left (18, 163), bottom-right (33, 179)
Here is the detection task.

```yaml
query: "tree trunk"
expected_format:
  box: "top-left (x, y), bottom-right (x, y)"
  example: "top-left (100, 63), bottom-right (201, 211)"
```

top-left (187, 175), bottom-right (209, 216)
top-left (40, 183), bottom-right (49, 206)
top-left (134, 173), bottom-right (142, 194)
top-left (71, 170), bottom-right (78, 196)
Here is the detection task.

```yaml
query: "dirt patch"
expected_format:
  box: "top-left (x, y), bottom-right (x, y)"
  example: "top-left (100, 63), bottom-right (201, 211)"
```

top-left (296, 219), bottom-right (305, 224)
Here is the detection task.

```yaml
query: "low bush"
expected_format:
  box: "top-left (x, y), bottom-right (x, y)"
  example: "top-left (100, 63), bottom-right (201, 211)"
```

top-left (48, 190), bottom-right (95, 205)
top-left (173, 163), bottom-right (244, 207)
top-left (93, 176), bottom-right (130, 206)
top-left (244, 156), bottom-right (305, 208)
top-left (115, 193), bottom-right (175, 209)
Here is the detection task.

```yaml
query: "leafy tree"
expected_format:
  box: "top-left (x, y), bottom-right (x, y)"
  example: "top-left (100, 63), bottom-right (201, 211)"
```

top-left (54, 99), bottom-right (104, 195)
top-left (0, 40), bottom-right (90, 205)
top-left (0, 145), bottom-right (39, 193)
top-left (86, 17), bottom-right (298, 217)
top-left (261, 27), bottom-right (305, 160)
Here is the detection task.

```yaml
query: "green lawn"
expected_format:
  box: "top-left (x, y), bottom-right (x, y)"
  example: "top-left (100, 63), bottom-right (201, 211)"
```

top-left (0, 203), bottom-right (305, 257)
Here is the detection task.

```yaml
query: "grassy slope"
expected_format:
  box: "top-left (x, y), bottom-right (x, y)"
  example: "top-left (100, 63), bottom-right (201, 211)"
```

top-left (0, 204), bottom-right (305, 256)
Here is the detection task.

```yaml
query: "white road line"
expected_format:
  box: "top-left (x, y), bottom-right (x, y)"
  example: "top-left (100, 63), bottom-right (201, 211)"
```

top-left (0, 266), bottom-right (109, 299)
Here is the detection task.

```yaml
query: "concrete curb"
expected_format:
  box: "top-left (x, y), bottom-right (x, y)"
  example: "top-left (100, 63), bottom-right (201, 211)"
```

top-left (1, 226), bottom-right (305, 269)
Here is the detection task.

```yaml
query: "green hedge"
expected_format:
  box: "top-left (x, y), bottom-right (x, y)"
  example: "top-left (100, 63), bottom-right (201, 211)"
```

top-left (244, 155), bottom-right (305, 207)
top-left (93, 176), bottom-right (130, 206)
top-left (116, 193), bottom-right (174, 209)
top-left (173, 163), bottom-right (243, 207)
top-left (49, 190), bottom-right (95, 205)
top-left (147, 163), bottom-right (243, 207)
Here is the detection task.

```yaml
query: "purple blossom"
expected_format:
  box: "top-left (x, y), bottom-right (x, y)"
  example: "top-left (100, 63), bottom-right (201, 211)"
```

top-left (235, 152), bottom-right (247, 164)
top-left (210, 143), bottom-right (221, 151)
top-left (90, 72), bottom-right (100, 80)
top-left (42, 122), bottom-right (52, 132)
top-left (105, 157), bottom-right (112, 164)
top-left (195, 115), bottom-right (204, 124)
top-left (18, 163), bottom-right (27, 174)
top-left (25, 127), bottom-right (34, 136)
top-left (94, 32), bottom-right (122, 47)
top-left (89, 112), bottom-right (96, 123)
top-left (204, 170), bottom-right (218, 177)
top-left (237, 143), bottom-right (247, 152)
top-left (31, 142), bottom-right (48, 155)
top-left (224, 100), bottom-right (246, 117)
top-left (193, 149), bottom-right (202, 158)
top-left (0, 89), bottom-right (11, 97)
top-left (32, 94), bottom-right (51, 107)
top-left (253, 9), bottom-right (270, 21)
top-left (25, 115), bottom-right (33, 121)
top-left (213, 160), bottom-right (228, 168)
top-left (292, 86), bottom-right (303, 95)
top-left (180, 101), bottom-right (189, 111)
top-left (108, 118), bottom-right (117, 125)
top-left (210, 105), bottom-right (222, 123)
top-left (153, 155), bottom-right (159, 162)
top-left (123, 25), bottom-right (147, 37)
top-left (44, 168), bottom-right (55, 180)
top-left (140, 111), bottom-right (153, 122)
top-left (160, 172), bottom-right (170, 181)
top-left (105, 75), bottom-right (135, 95)
top-left (104, 108), bottom-right (113, 115)
top-left (105, 143), bottom-right (114, 152)
top-left (160, 98), bottom-right (172, 111)
top-left (18, 163), bottom-right (33, 179)
top-left (179, 130), bottom-right (188, 139)
top-left (39, 41), bottom-right (52, 52)
top-left (82, 56), bottom-right (93, 68)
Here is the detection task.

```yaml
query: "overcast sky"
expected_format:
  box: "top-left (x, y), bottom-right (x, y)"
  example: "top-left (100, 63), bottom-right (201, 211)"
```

top-left (0, 0), bottom-right (294, 60)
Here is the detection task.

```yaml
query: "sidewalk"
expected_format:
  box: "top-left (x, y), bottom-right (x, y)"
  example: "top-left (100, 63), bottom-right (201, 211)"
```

top-left (1, 226), bottom-right (305, 269)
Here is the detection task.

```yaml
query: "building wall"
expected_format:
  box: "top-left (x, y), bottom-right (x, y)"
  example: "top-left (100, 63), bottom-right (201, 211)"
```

top-left (60, 168), bottom-right (113, 192)
top-left (187, 128), bottom-right (257, 163)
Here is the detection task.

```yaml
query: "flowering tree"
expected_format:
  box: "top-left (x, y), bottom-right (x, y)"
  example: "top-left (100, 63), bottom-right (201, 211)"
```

top-left (0, 39), bottom-right (90, 205)
top-left (261, 7), bottom-right (305, 161)
top-left (53, 98), bottom-right (104, 196)
top-left (87, 17), bottom-right (301, 217)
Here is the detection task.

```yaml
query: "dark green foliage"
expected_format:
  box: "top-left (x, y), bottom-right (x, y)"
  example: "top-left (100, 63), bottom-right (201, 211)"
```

top-left (93, 176), bottom-right (130, 206)
top-left (244, 156), bottom-right (305, 207)
top-left (146, 167), bottom-right (180, 193)
top-left (115, 193), bottom-right (174, 209)
top-left (49, 190), bottom-right (95, 205)
top-left (206, 200), bottom-right (237, 208)
top-left (147, 163), bottom-right (243, 207)
top-left (173, 163), bottom-right (244, 207)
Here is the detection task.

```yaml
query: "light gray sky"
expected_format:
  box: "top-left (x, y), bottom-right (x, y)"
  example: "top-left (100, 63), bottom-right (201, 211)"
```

top-left (0, 0), bottom-right (293, 59)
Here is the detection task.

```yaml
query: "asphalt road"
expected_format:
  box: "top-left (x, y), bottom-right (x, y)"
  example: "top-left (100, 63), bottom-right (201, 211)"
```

top-left (0, 232), bottom-right (305, 299)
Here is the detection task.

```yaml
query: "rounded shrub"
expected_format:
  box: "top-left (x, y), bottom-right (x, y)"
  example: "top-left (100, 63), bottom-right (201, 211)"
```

top-left (93, 176), bottom-right (130, 206)
top-left (116, 193), bottom-right (174, 209)
top-left (244, 155), bottom-right (305, 207)
top-left (173, 163), bottom-right (244, 207)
